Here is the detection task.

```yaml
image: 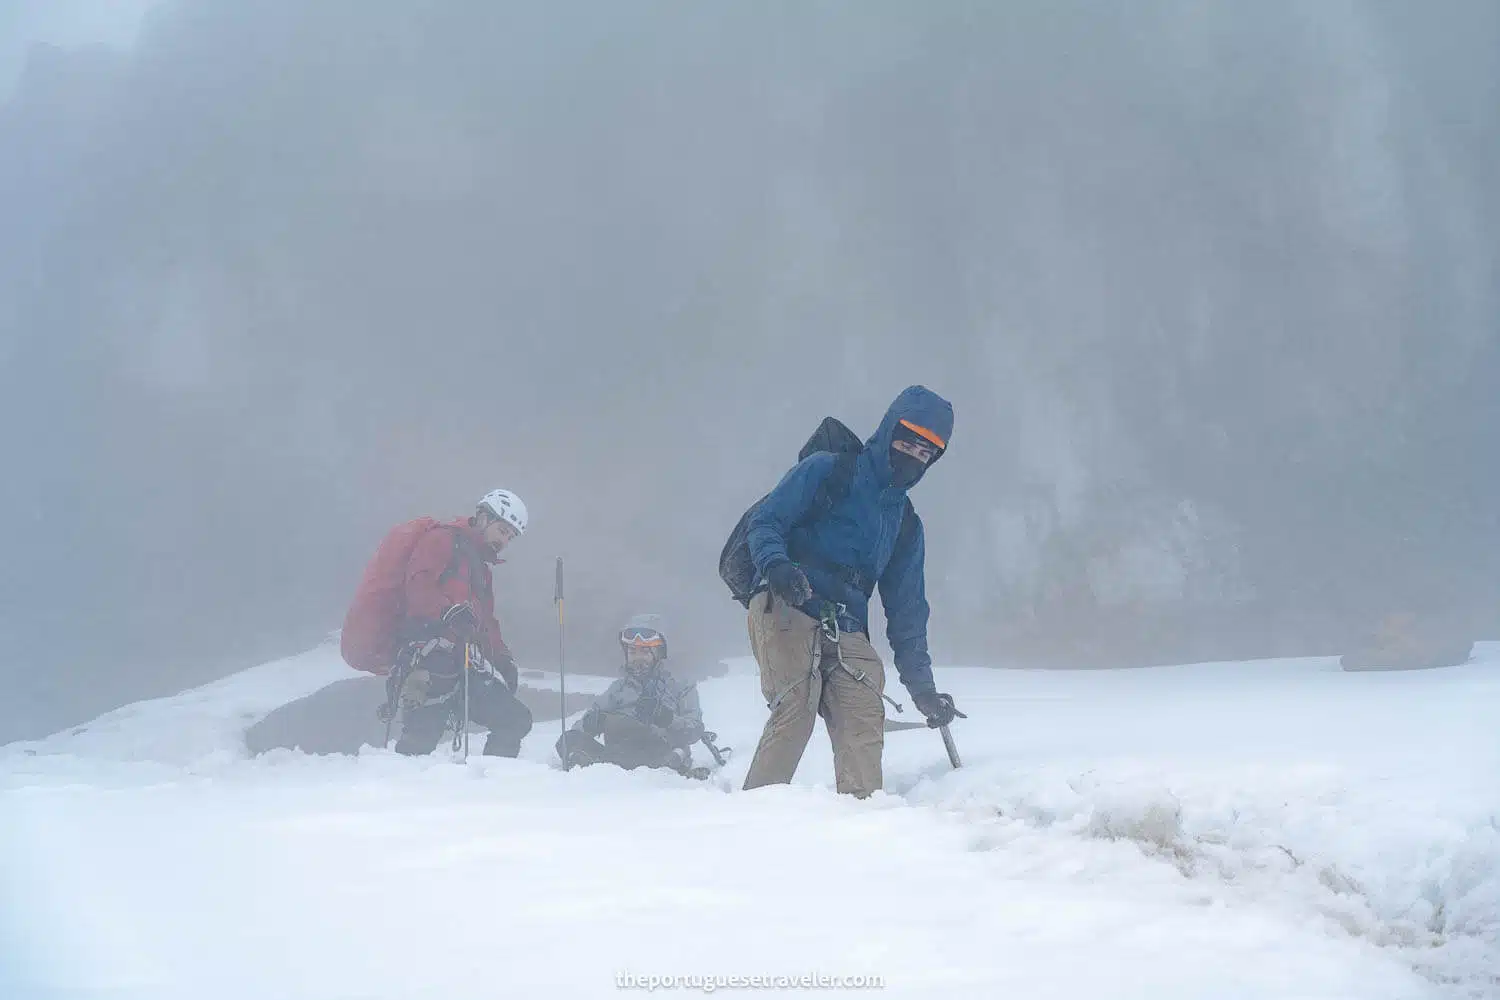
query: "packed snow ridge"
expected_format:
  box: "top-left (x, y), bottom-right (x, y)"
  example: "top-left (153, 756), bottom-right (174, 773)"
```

top-left (3, 641), bottom-right (1497, 999)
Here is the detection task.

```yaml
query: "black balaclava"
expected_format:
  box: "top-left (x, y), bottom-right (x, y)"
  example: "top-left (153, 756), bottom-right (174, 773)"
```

top-left (888, 425), bottom-right (943, 489)
top-left (889, 449), bottom-right (926, 489)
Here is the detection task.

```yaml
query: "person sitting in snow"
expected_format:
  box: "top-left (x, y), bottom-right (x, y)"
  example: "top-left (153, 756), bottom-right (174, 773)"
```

top-left (378, 490), bottom-right (535, 757)
top-left (556, 619), bottom-right (710, 778)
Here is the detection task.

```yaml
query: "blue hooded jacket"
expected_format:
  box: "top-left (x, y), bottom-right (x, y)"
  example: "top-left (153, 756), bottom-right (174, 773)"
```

top-left (747, 386), bottom-right (954, 697)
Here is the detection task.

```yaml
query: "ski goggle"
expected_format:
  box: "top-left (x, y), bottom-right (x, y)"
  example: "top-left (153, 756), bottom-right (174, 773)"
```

top-left (620, 626), bottom-right (665, 648)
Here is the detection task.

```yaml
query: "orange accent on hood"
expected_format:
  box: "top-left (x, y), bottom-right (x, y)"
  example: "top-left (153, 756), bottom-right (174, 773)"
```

top-left (898, 418), bottom-right (947, 449)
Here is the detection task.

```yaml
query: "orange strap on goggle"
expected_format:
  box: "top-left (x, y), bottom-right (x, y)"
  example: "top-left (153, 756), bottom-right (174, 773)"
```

top-left (621, 627), bottom-right (665, 647)
top-left (898, 418), bottom-right (947, 449)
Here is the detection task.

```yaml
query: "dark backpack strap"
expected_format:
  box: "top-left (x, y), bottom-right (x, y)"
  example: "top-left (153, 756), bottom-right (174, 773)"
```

top-left (436, 527), bottom-right (463, 587)
top-left (799, 452), bottom-right (857, 527)
top-left (728, 451), bottom-right (861, 607)
top-left (898, 498), bottom-right (918, 547)
top-left (786, 452), bottom-right (873, 595)
top-left (824, 452), bottom-right (858, 508)
top-left (436, 526), bottom-right (490, 598)
top-left (457, 531), bottom-right (490, 589)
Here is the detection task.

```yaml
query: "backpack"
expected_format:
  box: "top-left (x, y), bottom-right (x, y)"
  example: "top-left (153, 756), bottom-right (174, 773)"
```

top-left (340, 518), bottom-right (482, 674)
top-left (718, 417), bottom-right (913, 607)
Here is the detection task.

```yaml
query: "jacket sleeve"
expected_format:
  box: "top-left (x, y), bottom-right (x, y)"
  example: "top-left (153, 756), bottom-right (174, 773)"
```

top-left (746, 453), bottom-right (837, 575)
top-left (667, 683), bottom-right (705, 748)
top-left (403, 527), bottom-right (459, 626)
top-left (878, 511), bottom-right (936, 697)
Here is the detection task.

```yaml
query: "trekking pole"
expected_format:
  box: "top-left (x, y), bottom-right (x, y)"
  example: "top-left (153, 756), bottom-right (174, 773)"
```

top-left (463, 642), bottom-right (472, 760)
top-left (453, 642), bottom-right (473, 761)
top-left (555, 557), bottom-right (566, 748)
top-left (379, 661), bottom-right (401, 748)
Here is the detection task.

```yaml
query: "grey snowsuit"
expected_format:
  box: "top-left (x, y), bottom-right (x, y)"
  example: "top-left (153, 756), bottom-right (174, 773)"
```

top-left (558, 665), bottom-right (704, 771)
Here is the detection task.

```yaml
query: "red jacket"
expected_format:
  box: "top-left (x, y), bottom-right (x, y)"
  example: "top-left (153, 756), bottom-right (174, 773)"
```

top-left (402, 518), bottom-right (507, 665)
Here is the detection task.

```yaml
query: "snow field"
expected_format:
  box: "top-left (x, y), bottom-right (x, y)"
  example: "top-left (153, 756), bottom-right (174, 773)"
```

top-left (2, 642), bottom-right (1497, 998)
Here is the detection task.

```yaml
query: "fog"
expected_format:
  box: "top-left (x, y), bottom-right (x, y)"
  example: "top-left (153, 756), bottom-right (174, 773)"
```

top-left (2, 0), bottom-right (1496, 742)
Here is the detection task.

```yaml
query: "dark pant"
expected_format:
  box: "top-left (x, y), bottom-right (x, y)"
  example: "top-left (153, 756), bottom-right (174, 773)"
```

top-left (395, 669), bottom-right (533, 757)
top-left (557, 718), bottom-right (681, 771)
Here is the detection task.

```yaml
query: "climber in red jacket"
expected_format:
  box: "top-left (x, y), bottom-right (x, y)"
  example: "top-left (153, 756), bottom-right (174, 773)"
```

top-left (342, 489), bottom-right (533, 757)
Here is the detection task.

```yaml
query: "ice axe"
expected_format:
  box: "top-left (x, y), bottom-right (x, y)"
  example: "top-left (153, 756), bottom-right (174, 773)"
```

top-left (939, 724), bottom-right (962, 769)
top-left (889, 702), bottom-right (966, 768)
top-left (700, 730), bottom-right (732, 767)
top-left (931, 697), bottom-right (967, 769)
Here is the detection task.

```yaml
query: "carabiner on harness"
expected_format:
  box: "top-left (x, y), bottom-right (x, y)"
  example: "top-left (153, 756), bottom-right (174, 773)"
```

top-left (817, 601), bottom-right (904, 714)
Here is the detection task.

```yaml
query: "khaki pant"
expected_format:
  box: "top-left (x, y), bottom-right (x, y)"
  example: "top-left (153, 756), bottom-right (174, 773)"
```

top-left (741, 595), bottom-right (886, 797)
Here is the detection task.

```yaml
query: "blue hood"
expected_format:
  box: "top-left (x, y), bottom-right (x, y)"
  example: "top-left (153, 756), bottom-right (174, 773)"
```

top-left (745, 384), bottom-right (953, 696)
top-left (865, 385), bottom-right (954, 489)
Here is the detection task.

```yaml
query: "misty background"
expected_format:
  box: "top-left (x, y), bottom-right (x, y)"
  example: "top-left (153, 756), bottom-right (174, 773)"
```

top-left (2, 0), bottom-right (1496, 743)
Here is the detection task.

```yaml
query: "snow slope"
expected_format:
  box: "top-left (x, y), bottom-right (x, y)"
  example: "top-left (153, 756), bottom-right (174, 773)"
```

top-left (2, 640), bottom-right (1498, 998)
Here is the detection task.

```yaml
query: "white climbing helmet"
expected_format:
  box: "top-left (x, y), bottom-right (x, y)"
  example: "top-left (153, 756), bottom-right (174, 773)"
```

top-left (477, 488), bottom-right (528, 536)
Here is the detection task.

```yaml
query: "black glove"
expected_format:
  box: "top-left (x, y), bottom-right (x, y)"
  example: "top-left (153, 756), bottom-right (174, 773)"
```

top-left (441, 602), bottom-right (480, 640)
top-left (764, 559), bottom-right (813, 606)
top-left (912, 691), bottom-right (964, 729)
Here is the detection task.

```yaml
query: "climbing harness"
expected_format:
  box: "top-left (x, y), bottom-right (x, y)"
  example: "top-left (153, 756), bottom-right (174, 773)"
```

top-left (765, 598), bottom-right (904, 715)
